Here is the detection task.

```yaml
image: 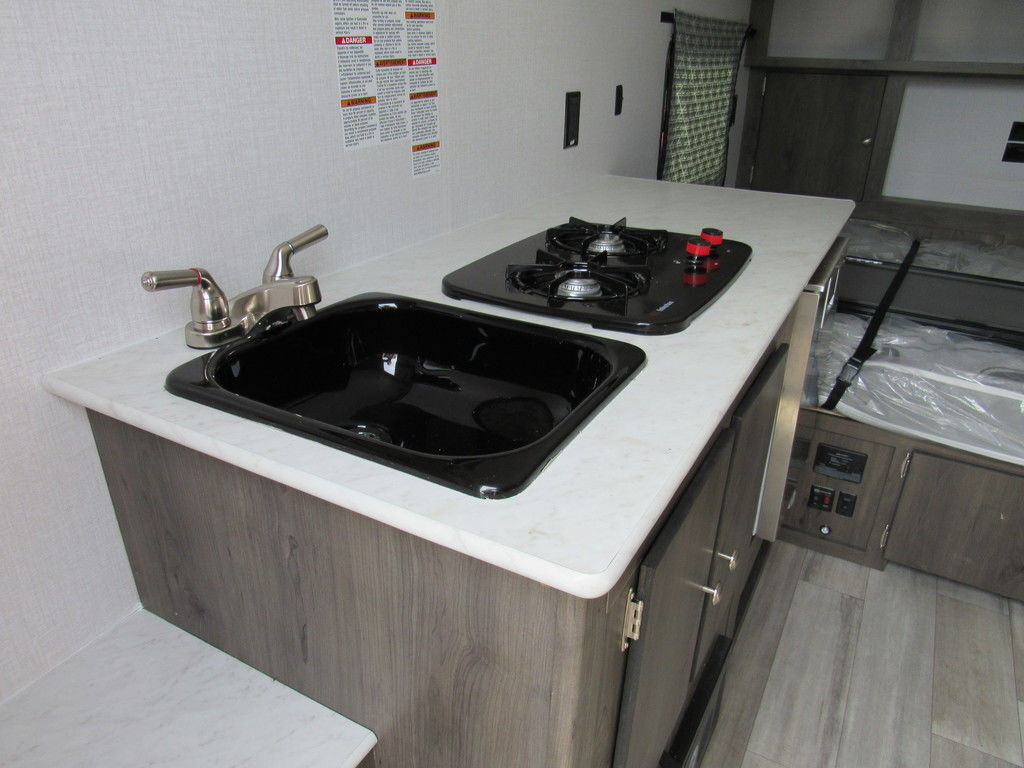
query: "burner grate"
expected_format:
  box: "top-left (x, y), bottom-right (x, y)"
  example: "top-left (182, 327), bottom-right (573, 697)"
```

top-left (546, 216), bottom-right (668, 260)
top-left (505, 256), bottom-right (649, 315)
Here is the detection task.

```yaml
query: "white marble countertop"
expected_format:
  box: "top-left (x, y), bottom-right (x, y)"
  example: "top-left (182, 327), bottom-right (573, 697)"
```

top-left (0, 610), bottom-right (377, 768)
top-left (44, 176), bottom-right (853, 599)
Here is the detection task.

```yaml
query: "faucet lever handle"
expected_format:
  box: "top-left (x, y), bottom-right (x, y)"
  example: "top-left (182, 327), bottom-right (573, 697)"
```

top-left (141, 268), bottom-right (231, 336)
top-left (141, 268), bottom-right (204, 291)
top-left (263, 225), bottom-right (329, 283)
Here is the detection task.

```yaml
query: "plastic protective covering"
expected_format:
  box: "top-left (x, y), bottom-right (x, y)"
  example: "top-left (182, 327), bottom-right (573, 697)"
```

top-left (815, 312), bottom-right (1024, 464)
top-left (841, 219), bottom-right (914, 262)
top-left (913, 239), bottom-right (1024, 283)
top-left (840, 218), bottom-right (1024, 283)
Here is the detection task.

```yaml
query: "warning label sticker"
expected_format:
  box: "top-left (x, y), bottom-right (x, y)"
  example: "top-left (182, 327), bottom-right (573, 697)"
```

top-left (333, 0), bottom-right (441, 175)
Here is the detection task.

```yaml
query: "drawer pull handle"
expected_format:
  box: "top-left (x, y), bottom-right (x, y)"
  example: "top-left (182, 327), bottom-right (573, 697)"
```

top-left (716, 550), bottom-right (738, 571)
top-left (697, 583), bottom-right (722, 606)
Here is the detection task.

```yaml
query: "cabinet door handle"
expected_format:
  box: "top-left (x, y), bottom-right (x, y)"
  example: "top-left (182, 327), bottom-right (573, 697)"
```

top-left (785, 482), bottom-right (798, 510)
top-left (716, 550), bottom-right (738, 571)
top-left (697, 583), bottom-right (722, 606)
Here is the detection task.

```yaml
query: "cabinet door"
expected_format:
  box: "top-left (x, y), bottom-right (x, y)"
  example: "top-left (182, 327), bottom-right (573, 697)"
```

top-left (695, 345), bottom-right (788, 677)
top-left (613, 429), bottom-right (735, 768)
top-left (751, 73), bottom-right (886, 199)
top-left (885, 452), bottom-right (1024, 600)
top-left (721, 345), bottom-right (789, 592)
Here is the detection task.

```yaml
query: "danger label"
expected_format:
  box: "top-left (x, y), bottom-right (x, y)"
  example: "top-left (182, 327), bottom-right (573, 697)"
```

top-left (332, 0), bottom-right (442, 175)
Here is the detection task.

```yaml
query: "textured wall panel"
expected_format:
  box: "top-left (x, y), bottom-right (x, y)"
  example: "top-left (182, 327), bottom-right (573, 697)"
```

top-left (0, 0), bottom-right (749, 698)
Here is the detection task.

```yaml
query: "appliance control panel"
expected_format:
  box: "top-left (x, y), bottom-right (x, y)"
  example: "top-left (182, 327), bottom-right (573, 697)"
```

top-left (808, 484), bottom-right (835, 512)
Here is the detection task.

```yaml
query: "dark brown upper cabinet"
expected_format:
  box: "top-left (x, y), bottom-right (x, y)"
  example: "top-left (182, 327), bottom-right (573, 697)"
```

top-left (750, 72), bottom-right (886, 200)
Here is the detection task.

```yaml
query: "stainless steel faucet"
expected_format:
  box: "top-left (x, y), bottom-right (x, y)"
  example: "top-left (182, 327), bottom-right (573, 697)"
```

top-left (141, 225), bottom-right (327, 348)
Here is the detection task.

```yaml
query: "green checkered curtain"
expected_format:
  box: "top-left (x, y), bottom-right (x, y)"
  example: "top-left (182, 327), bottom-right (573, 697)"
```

top-left (662, 10), bottom-right (748, 186)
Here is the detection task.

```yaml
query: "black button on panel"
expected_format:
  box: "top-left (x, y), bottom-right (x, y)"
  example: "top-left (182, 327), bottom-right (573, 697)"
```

top-left (836, 491), bottom-right (857, 518)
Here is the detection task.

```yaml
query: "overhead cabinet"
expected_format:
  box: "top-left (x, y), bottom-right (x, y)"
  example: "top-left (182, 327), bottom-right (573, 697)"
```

top-left (738, 0), bottom-right (1024, 205)
top-left (750, 72), bottom-right (886, 199)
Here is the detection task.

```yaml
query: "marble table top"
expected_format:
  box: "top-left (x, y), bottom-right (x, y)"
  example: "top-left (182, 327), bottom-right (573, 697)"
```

top-left (44, 176), bottom-right (854, 598)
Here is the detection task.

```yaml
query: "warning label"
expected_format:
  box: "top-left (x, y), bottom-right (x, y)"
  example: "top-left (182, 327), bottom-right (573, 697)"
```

top-left (332, 0), bottom-right (442, 175)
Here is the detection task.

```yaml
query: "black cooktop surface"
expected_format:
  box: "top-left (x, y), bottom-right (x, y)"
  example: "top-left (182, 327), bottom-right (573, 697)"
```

top-left (442, 218), bottom-right (752, 335)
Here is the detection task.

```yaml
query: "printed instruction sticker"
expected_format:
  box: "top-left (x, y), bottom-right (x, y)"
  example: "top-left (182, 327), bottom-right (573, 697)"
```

top-left (333, 0), bottom-right (441, 175)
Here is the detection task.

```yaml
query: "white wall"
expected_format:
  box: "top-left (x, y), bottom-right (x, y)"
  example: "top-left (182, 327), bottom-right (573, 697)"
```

top-left (883, 81), bottom-right (1024, 210)
top-left (0, 0), bottom-right (750, 698)
top-left (913, 0), bottom-right (1024, 63)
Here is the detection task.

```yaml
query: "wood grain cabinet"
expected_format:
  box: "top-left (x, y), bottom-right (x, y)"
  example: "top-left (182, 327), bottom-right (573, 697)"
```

top-left (86, 344), bottom-right (793, 768)
top-left (613, 429), bottom-right (734, 768)
top-left (780, 409), bottom-right (1024, 601)
top-left (885, 452), bottom-right (1024, 601)
top-left (696, 344), bottom-right (788, 677)
top-left (615, 345), bottom-right (790, 768)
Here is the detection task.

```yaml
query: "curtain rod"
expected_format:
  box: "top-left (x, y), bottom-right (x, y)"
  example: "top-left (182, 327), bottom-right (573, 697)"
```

top-left (660, 11), bottom-right (757, 37)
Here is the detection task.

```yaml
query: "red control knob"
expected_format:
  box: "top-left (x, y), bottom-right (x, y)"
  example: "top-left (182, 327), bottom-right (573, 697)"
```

top-left (700, 228), bottom-right (724, 245)
top-left (685, 238), bottom-right (711, 256)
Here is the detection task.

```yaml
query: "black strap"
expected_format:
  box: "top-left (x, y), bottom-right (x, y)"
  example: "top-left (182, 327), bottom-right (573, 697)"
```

top-left (822, 238), bottom-right (921, 410)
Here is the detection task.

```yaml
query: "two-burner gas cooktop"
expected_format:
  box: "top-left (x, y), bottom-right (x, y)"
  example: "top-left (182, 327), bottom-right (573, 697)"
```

top-left (442, 216), bottom-right (751, 335)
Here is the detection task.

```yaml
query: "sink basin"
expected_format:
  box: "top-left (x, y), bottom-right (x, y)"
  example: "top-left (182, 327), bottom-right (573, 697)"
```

top-left (166, 294), bottom-right (645, 498)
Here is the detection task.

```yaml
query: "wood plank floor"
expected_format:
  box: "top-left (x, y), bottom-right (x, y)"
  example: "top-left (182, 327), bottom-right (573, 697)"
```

top-left (706, 544), bottom-right (1024, 768)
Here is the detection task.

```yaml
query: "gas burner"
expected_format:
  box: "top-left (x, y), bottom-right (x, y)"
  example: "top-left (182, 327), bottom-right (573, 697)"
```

top-left (546, 217), bottom-right (668, 261)
top-left (505, 261), bottom-right (649, 309)
top-left (557, 272), bottom-right (603, 299)
top-left (586, 228), bottom-right (627, 256)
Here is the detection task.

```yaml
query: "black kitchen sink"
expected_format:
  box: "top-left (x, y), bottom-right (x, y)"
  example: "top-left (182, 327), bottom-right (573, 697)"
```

top-left (166, 294), bottom-right (645, 498)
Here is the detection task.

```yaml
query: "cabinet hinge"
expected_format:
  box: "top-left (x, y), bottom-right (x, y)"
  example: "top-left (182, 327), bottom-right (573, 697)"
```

top-left (880, 523), bottom-right (891, 550)
top-left (621, 589), bottom-right (644, 652)
top-left (900, 451), bottom-right (912, 479)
